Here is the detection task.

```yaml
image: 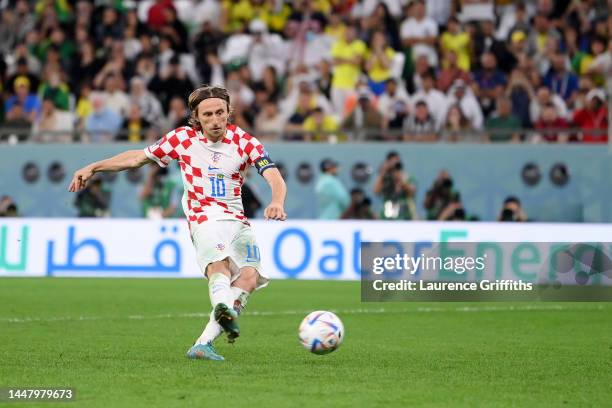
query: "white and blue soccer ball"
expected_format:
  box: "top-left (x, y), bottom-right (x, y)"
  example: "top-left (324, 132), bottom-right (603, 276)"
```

top-left (298, 311), bottom-right (344, 355)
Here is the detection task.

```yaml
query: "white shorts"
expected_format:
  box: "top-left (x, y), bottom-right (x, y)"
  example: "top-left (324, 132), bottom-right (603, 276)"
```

top-left (191, 221), bottom-right (269, 290)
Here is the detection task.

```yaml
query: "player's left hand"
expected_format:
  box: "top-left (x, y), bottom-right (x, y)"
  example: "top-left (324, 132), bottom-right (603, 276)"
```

top-left (68, 166), bottom-right (95, 192)
top-left (264, 203), bottom-right (287, 221)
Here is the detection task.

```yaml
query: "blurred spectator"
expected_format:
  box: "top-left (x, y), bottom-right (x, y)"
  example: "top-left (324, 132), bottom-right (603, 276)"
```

top-left (529, 86), bottom-right (568, 124)
top-left (403, 100), bottom-right (438, 142)
top-left (149, 56), bottom-right (194, 112)
top-left (437, 51), bottom-right (471, 93)
top-left (572, 89), bottom-right (608, 143)
top-left (163, 96), bottom-right (190, 131)
top-left (363, 3), bottom-right (401, 50)
top-left (74, 175), bottom-right (111, 218)
top-left (98, 73), bottom-right (130, 118)
top-left (498, 196), bottom-right (528, 222)
top-left (140, 166), bottom-right (179, 219)
top-left (0, 195), bottom-right (18, 217)
top-left (70, 41), bottom-right (100, 92)
top-left (440, 17), bottom-right (471, 72)
top-left (314, 60), bottom-right (333, 100)
top-left (506, 68), bottom-right (534, 127)
top-left (473, 17), bottom-right (516, 73)
top-left (147, 0), bottom-right (176, 31)
top-left (375, 160), bottom-right (418, 220)
top-left (445, 80), bottom-right (484, 131)
top-left (410, 70), bottom-right (447, 128)
top-left (4, 76), bottom-right (41, 126)
top-left (573, 36), bottom-right (607, 83)
top-left (118, 104), bottom-right (152, 143)
top-left (425, 0), bottom-right (453, 26)
top-left (247, 19), bottom-right (287, 81)
top-left (284, 0), bottom-right (328, 69)
top-left (330, 25), bottom-right (367, 118)
top-left (255, 99), bottom-right (284, 140)
top-left (472, 52), bottom-right (507, 117)
top-left (442, 104), bottom-right (474, 142)
top-left (134, 53), bottom-right (157, 87)
top-left (534, 103), bottom-right (571, 143)
top-left (365, 30), bottom-right (395, 96)
top-left (283, 101), bottom-right (310, 139)
top-left (8, 1), bottom-right (35, 48)
top-left (261, 66), bottom-right (282, 101)
top-left (378, 78), bottom-right (410, 132)
top-left (302, 107), bottom-right (340, 142)
top-left (32, 98), bottom-right (74, 143)
top-left (407, 53), bottom-right (431, 93)
top-left (281, 81), bottom-right (333, 125)
top-left (5, 58), bottom-right (40, 96)
top-left (342, 91), bottom-right (384, 141)
top-left (75, 84), bottom-right (93, 128)
top-left (543, 52), bottom-right (579, 104)
top-left (400, 0), bottom-right (438, 67)
top-left (315, 159), bottom-right (350, 219)
top-left (527, 13), bottom-right (561, 57)
top-left (38, 68), bottom-right (70, 111)
top-left (193, 21), bottom-right (225, 84)
top-left (587, 38), bottom-right (612, 89)
top-left (85, 93), bottom-right (122, 142)
top-left (485, 98), bottom-right (521, 142)
top-left (424, 170), bottom-right (462, 220)
top-left (341, 188), bottom-right (376, 220)
top-left (158, 6), bottom-right (189, 53)
top-left (129, 76), bottom-right (163, 126)
top-left (94, 7), bottom-right (123, 45)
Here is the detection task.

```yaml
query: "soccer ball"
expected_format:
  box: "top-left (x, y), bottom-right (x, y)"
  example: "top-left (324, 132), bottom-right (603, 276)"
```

top-left (298, 311), bottom-right (344, 355)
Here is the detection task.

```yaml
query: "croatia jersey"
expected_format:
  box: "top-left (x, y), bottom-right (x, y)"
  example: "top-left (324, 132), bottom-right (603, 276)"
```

top-left (143, 125), bottom-right (275, 225)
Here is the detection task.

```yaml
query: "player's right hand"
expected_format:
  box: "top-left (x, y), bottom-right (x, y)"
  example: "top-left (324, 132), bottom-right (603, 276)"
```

top-left (68, 166), bottom-right (95, 192)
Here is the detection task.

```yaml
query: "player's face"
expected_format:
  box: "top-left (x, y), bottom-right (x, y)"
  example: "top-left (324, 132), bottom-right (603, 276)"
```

top-left (196, 98), bottom-right (229, 140)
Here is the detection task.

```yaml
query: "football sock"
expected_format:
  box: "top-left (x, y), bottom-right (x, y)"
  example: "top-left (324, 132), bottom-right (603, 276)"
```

top-left (196, 310), bottom-right (221, 345)
top-left (208, 273), bottom-right (233, 308)
top-left (196, 286), bottom-right (250, 345)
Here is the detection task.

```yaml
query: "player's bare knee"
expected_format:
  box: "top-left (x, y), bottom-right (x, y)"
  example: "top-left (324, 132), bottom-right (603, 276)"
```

top-left (234, 267), bottom-right (258, 292)
top-left (205, 258), bottom-right (231, 279)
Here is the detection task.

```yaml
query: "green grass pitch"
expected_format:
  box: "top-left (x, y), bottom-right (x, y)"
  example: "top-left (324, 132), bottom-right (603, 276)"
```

top-left (1, 278), bottom-right (611, 407)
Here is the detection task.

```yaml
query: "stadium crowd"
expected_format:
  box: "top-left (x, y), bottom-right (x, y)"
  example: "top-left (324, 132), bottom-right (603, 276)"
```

top-left (0, 0), bottom-right (610, 144)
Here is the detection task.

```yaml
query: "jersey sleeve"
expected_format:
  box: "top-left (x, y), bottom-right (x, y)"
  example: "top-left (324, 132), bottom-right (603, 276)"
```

top-left (144, 127), bottom-right (194, 168)
top-left (244, 136), bottom-right (276, 175)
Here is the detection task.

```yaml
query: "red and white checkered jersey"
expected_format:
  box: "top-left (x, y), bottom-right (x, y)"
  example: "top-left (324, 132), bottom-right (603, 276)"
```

top-left (143, 125), bottom-right (271, 225)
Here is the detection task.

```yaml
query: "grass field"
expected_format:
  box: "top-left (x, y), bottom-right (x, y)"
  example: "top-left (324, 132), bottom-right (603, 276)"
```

top-left (1, 278), bottom-right (611, 407)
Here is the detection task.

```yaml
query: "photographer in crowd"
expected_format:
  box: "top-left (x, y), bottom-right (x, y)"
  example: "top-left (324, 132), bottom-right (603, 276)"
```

top-left (498, 196), bottom-right (528, 222)
top-left (423, 170), bottom-right (462, 220)
top-left (374, 151), bottom-right (417, 220)
top-left (341, 188), bottom-right (376, 220)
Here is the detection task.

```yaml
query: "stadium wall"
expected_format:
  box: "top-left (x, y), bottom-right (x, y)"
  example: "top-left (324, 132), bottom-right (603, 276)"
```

top-left (0, 218), bottom-right (610, 284)
top-left (1, 143), bottom-right (611, 222)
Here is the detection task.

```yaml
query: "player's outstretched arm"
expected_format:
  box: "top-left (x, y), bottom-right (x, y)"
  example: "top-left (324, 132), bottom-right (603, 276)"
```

top-left (262, 168), bottom-right (287, 221)
top-left (68, 150), bottom-right (152, 192)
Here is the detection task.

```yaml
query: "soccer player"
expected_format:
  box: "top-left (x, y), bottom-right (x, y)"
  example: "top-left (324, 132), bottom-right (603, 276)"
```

top-left (68, 85), bottom-right (287, 361)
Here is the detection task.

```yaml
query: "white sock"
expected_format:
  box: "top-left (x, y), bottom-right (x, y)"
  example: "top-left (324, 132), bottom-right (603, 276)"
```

top-left (196, 310), bottom-right (221, 345)
top-left (196, 287), bottom-right (251, 345)
top-left (208, 273), bottom-right (233, 308)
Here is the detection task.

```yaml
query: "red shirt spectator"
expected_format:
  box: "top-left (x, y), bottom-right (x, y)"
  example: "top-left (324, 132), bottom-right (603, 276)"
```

top-left (147, 0), bottom-right (175, 30)
top-left (534, 104), bottom-right (571, 142)
top-left (572, 90), bottom-right (608, 143)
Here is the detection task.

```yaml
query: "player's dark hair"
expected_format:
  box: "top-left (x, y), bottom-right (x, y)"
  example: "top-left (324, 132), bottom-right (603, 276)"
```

top-left (187, 85), bottom-right (232, 131)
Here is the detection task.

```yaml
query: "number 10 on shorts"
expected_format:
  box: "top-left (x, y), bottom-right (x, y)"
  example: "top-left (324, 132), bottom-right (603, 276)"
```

top-left (246, 244), bottom-right (260, 262)
top-left (209, 176), bottom-right (226, 197)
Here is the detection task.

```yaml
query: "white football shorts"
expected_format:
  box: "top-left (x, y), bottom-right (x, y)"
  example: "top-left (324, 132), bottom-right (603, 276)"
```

top-left (191, 220), bottom-right (269, 290)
